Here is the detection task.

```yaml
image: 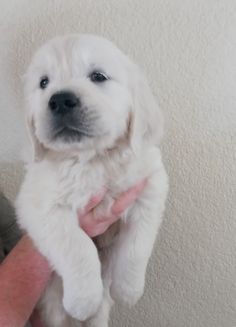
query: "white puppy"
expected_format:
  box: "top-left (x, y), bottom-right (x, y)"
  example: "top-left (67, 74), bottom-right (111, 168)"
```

top-left (16, 34), bottom-right (168, 327)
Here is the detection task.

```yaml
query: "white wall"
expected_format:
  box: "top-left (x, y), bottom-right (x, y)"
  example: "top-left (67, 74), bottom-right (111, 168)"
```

top-left (0, 0), bottom-right (236, 326)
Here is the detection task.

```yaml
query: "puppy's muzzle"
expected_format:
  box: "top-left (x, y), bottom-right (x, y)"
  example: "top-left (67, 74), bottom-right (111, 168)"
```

top-left (49, 91), bottom-right (80, 116)
top-left (49, 91), bottom-right (95, 142)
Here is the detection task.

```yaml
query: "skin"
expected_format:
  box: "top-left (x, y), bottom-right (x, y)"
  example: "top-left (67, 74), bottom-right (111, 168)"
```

top-left (0, 180), bottom-right (146, 327)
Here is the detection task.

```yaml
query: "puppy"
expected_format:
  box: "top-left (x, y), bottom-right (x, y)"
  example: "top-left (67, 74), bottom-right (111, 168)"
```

top-left (16, 34), bottom-right (168, 327)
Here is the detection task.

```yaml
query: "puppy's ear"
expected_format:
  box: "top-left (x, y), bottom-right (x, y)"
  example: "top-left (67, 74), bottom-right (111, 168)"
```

top-left (26, 115), bottom-right (46, 162)
top-left (129, 65), bottom-right (163, 151)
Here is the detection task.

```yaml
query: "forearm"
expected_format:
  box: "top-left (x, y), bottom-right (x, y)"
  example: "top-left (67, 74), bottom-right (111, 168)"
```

top-left (0, 235), bottom-right (51, 327)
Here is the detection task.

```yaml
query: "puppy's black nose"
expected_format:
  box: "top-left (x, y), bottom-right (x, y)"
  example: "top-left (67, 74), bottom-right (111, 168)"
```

top-left (49, 92), bottom-right (79, 115)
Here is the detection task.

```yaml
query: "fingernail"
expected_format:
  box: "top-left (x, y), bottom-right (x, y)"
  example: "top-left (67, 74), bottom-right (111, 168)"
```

top-left (136, 178), bottom-right (148, 192)
top-left (91, 187), bottom-right (107, 203)
top-left (97, 187), bottom-right (107, 197)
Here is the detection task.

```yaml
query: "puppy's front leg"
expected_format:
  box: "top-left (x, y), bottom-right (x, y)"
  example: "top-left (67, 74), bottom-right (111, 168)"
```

top-left (111, 170), bottom-right (168, 305)
top-left (17, 202), bottom-right (103, 321)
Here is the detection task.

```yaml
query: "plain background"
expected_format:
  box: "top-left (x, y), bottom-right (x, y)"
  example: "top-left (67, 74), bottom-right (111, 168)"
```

top-left (0, 1), bottom-right (236, 326)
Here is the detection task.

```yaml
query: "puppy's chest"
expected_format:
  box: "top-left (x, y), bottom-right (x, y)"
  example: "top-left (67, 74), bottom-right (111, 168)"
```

top-left (55, 155), bottom-right (137, 211)
top-left (53, 147), bottom-right (160, 211)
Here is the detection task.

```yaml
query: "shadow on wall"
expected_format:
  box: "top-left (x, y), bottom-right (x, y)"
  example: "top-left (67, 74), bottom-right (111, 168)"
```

top-left (0, 191), bottom-right (22, 262)
top-left (0, 161), bottom-right (24, 202)
top-left (0, 10), bottom-right (51, 198)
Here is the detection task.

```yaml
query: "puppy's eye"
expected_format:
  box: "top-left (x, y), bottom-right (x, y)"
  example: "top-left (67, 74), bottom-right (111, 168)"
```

top-left (90, 71), bottom-right (108, 83)
top-left (39, 76), bottom-right (49, 89)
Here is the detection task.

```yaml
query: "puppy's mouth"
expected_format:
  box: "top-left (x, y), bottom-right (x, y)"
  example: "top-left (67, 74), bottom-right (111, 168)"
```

top-left (53, 126), bottom-right (95, 142)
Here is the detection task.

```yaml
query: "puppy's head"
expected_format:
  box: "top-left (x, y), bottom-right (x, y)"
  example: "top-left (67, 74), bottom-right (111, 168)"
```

top-left (24, 34), bottom-right (163, 161)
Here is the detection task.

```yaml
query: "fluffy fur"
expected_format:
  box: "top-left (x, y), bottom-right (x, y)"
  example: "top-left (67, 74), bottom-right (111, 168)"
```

top-left (16, 34), bottom-right (168, 327)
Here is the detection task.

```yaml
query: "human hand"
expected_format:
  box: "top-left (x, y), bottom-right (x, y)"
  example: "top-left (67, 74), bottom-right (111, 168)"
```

top-left (79, 180), bottom-right (147, 238)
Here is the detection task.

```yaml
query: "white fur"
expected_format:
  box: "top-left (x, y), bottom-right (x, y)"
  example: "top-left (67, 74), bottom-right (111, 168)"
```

top-left (16, 34), bottom-right (168, 327)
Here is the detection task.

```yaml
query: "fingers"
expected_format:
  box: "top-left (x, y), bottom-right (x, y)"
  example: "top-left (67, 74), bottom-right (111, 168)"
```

top-left (85, 221), bottom-right (110, 238)
top-left (80, 211), bottom-right (114, 238)
top-left (79, 179), bottom-right (147, 238)
top-left (111, 179), bottom-right (147, 216)
top-left (79, 187), bottom-right (107, 216)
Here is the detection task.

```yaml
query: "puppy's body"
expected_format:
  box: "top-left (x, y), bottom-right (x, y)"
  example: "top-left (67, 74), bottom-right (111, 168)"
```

top-left (16, 35), bottom-right (168, 327)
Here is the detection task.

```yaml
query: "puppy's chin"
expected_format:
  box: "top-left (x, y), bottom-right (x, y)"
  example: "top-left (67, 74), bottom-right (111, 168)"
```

top-left (53, 127), bottom-right (88, 143)
top-left (40, 132), bottom-right (120, 157)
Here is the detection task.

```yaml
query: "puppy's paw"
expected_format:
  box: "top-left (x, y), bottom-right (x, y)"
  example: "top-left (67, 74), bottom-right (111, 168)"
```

top-left (110, 277), bottom-right (144, 306)
top-left (63, 278), bottom-right (103, 321)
